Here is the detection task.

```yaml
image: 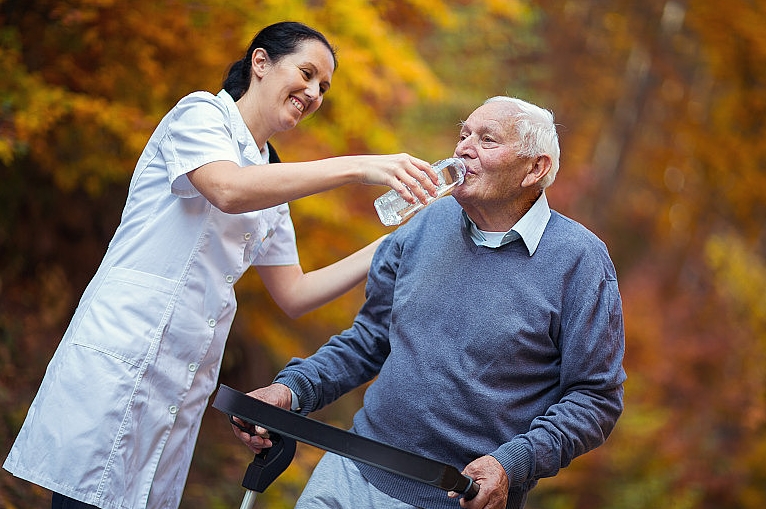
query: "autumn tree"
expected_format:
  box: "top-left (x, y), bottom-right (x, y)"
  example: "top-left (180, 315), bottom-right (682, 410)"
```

top-left (4, 0), bottom-right (766, 508)
top-left (522, 1), bottom-right (766, 507)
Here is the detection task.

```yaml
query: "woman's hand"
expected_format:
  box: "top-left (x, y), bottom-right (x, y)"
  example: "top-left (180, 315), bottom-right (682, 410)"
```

top-left (356, 153), bottom-right (439, 205)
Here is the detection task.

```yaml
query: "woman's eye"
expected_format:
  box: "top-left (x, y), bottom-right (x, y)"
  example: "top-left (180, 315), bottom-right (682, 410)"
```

top-left (301, 69), bottom-right (311, 79)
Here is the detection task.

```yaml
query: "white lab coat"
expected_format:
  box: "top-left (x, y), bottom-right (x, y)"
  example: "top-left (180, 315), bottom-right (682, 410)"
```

top-left (4, 90), bottom-right (298, 509)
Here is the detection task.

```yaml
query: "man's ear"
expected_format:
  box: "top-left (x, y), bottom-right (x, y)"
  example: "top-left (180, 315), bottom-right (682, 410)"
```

top-left (251, 48), bottom-right (270, 79)
top-left (522, 155), bottom-right (552, 188)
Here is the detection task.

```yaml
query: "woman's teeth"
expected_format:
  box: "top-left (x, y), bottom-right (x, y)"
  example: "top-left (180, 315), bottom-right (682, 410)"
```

top-left (290, 97), bottom-right (304, 112)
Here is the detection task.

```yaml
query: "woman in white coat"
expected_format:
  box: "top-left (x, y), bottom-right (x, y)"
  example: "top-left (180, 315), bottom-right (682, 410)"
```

top-left (3, 21), bottom-right (438, 509)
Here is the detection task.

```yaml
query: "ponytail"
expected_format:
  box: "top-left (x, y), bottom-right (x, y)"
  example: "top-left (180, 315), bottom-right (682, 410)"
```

top-left (223, 59), bottom-right (250, 101)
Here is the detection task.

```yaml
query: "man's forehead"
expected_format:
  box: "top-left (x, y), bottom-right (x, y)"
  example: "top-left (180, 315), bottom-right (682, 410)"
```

top-left (464, 102), bottom-right (518, 131)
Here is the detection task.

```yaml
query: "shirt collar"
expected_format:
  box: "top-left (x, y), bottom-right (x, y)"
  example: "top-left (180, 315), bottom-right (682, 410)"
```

top-left (462, 192), bottom-right (551, 255)
top-left (217, 89), bottom-right (269, 163)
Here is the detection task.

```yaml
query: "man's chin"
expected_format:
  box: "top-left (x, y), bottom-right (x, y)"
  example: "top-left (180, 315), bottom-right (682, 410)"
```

top-left (451, 188), bottom-right (469, 203)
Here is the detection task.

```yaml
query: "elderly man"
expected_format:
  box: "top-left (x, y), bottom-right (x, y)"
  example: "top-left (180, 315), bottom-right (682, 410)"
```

top-left (236, 96), bottom-right (626, 509)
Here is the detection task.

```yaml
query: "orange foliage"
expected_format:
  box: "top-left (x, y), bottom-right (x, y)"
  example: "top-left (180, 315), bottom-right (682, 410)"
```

top-left (2, 1), bottom-right (766, 508)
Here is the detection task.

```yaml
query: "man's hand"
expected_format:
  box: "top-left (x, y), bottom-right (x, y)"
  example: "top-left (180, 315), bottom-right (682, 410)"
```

top-left (230, 383), bottom-right (293, 454)
top-left (448, 455), bottom-right (509, 509)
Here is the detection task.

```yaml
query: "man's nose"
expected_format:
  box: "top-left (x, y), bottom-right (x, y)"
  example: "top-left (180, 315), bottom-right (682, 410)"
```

top-left (455, 137), bottom-right (475, 158)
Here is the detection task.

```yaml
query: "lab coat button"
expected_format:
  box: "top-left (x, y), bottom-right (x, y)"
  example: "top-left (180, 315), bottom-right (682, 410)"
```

top-left (169, 405), bottom-right (178, 415)
top-left (225, 275), bottom-right (234, 284)
top-left (208, 318), bottom-right (216, 327)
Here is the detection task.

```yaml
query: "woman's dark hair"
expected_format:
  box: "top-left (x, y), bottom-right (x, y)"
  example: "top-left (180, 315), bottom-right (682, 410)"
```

top-left (223, 21), bottom-right (338, 101)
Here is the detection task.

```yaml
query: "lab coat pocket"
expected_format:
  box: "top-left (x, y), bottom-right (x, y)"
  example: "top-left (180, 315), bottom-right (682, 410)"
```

top-left (72, 266), bottom-right (178, 368)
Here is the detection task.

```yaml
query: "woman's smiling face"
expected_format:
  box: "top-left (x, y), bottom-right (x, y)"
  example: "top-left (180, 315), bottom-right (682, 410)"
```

top-left (257, 39), bottom-right (335, 132)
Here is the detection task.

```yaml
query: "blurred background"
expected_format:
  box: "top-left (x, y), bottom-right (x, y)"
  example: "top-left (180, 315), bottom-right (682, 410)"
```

top-left (1, 0), bottom-right (765, 507)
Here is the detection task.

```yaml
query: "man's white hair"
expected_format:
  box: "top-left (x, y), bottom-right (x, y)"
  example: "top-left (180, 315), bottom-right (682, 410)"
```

top-left (484, 96), bottom-right (560, 189)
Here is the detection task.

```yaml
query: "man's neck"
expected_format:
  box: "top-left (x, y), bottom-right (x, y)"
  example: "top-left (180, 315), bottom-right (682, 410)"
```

top-left (462, 192), bottom-right (542, 232)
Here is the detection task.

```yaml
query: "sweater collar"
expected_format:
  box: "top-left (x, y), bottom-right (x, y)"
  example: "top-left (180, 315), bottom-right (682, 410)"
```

top-left (462, 192), bottom-right (551, 255)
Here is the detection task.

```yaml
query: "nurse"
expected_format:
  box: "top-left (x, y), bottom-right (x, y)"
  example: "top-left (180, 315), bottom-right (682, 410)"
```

top-left (3, 21), bottom-right (438, 509)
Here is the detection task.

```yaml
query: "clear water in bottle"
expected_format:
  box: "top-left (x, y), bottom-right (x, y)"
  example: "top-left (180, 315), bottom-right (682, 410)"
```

top-left (374, 158), bottom-right (466, 226)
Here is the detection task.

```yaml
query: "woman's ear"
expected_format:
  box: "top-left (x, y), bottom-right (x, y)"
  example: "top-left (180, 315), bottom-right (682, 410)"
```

top-left (251, 48), bottom-right (270, 79)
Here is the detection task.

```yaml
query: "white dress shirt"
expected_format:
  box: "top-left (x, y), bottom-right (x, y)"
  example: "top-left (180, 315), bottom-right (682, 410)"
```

top-left (463, 192), bottom-right (551, 254)
top-left (4, 90), bottom-right (297, 509)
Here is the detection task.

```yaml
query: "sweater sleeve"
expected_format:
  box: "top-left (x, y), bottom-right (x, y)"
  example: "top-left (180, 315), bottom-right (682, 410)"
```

top-left (492, 260), bottom-right (626, 486)
top-left (274, 233), bottom-right (401, 413)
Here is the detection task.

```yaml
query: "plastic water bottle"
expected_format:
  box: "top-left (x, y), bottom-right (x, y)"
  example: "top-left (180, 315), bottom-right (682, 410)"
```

top-left (374, 158), bottom-right (467, 226)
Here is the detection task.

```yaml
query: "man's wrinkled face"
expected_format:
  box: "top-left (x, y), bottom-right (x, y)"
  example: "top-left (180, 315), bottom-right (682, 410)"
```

top-left (451, 102), bottom-right (536, 209)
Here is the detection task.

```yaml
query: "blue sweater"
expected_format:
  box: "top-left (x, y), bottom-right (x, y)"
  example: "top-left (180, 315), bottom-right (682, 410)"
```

top-left (276, 197), bottom-right (626, 508)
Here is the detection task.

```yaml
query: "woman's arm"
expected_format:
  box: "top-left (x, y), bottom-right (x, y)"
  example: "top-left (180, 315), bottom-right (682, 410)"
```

top-left (187, 154), bottom-right (437, 214)
top-left (255, 235), bottom-right (387, 319)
